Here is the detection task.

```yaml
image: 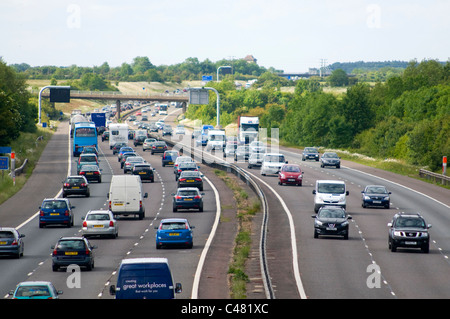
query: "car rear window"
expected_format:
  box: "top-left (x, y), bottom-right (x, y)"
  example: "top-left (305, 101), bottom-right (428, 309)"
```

top-left (178, 190), bottom-right (199, 196)
top-left (80, 155), bottom-right (97, 162)
top-left (0, 231), bottom-right (14, 238)
top-left (56, 240), bottom-right (86, 250)
top-left (15, 286), bottom-right (50, 297)
top-left (87, 214), bottom-right (110, 221)
top-left (42, 201), bottom-right (68, 209)
top-left (161, 222), bottom-right (187, 230)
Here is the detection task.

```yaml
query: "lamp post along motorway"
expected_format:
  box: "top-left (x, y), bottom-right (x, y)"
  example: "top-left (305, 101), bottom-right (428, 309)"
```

top-left (38, 85), bottom-right (71, 125)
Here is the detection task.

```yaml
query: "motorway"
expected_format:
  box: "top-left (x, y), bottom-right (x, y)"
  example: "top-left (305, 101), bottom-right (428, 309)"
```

top-left (1, 104), bottom-right (450, 299)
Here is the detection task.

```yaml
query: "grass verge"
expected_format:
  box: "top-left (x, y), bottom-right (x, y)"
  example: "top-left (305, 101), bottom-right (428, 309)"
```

top-left (0, 126), bottom-right (54, 205)
top-left (214, 169), bottom-right (261, 299)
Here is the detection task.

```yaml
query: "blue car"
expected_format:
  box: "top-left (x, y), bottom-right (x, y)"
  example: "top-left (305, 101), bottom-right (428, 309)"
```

top-left (39, 198), bottom-right (74, 228)
top-left (9, 281), bottom-right (62, 299)
top-left (0, 227), bottom-right (25, 258)
top-left (162, 150), bottom-right (179, 167)
top-left (172, 187), bottom-right (204, 212)
top-left (155, 218), bottom-right (194, 249)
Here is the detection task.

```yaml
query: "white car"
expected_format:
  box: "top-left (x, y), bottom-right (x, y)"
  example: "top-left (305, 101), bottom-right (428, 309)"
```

top-left (248, 152), bottom-right (264, 168)
top-left (260, 153), bottom-right (287, 175)
top-left (175, 127), bottom-right (185, 135)
top-left (249, 140), bottom-right (266, 153)
top-left (81, 210), bottom-right (119, 238)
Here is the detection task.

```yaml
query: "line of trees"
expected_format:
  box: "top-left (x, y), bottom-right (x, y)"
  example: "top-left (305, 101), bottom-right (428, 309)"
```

top-left (187, 60), bottom-right (449, 171)
top-left (10, 56), bottom-right (276, 84)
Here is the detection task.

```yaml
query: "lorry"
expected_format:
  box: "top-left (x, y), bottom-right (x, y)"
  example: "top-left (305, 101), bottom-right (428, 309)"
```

top-left (109, 258), bottom-right (182, 299)
top-left (206, 129), bottom-right (226, 151)
top-left (90, 112), bottom-right (106, 131)
top-left (238, 116), bottom-right (259, 144)
top-left (108, 175), bottom-right (148, 220)
top-left (70, 114), bottom-right (89, 137)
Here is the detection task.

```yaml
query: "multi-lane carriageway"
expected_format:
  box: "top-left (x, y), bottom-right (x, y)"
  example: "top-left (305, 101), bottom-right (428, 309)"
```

top-left (1, 104), bottom-right (450, 300)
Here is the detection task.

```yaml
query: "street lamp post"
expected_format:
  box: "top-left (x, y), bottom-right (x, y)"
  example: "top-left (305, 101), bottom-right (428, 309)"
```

top-left (38, 85), bottom-right (71, 124)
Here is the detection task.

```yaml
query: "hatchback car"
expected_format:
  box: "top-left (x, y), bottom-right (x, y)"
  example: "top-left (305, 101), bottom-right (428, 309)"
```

top-left (80, 146), bottom-right (98, 157)
top-left (76, 153), bottom-right (99, 174)
top-left (9, 281), bottom-right (62, 299)
top-left (248, 152), bottom-right (264, 168)
top-left (142, 138), bottom-right (157, 151)
top-left (224, 143), bottom-right (237, 158)
top-left (249, 140), bottom-right (266, 153)
top-left (172, 188), bottom-right (204, 212)
top-left (361, 185), bottom-right (391, 209)
top-left (81, 210), bottom-right (118, 239)
top-left (388, 213), bottom-right (431, 253)
top-left (133, 135), bottom-right (147, 146)
top-left (151, 141), bottom-right (168, 154)
top-left (260, 153), bottom-right (287, 175)
top-left (312, 206), bottom-right (352, 240)
top-left (177, 171), bottom-right (204, 190)
top-left (175, 161), bottom-right (199, 181)
top-left (39, 198), bottom-right (74, 228)
top-left (0, 227), bottom-right (25, 258)
top-left (51, 236), bottom-right (96, 271)
top-left (101, 131), bottom-right (109, 141)
top-left (320, 152), bottom-right (341, 168)
top-left (155, 218), bottom-right (194, 249)
top-left (278, 164), bottom-right (303, 186)
top-left (132, 163), bottom-right (155, 182)
top-left (120, 152), bottom-right (137, 168)
top-left (234, 145), bottom-right (251, 162)
top-left (162, 125), bottom-right (173, 136)
top-left (117, 146), bottom-right (134, 161)
top-left (162, 150), bottom-right (179, 167)
top-left (302, 147), bottom-right (320, 161)
top-left (79, 164), bottom-right (102, 183)
top-left (173, 156), bottom-right (194, 174)
top-left (62, 175), bottom-right (90, 197)
top-left (124, 156), bottom-right (145, 173)
top-left (112, 142), bottom-right (128, 155)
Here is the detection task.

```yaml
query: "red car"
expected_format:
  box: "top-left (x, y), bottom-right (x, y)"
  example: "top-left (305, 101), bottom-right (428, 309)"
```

top-left (278, 164), bottom-right (303, 186)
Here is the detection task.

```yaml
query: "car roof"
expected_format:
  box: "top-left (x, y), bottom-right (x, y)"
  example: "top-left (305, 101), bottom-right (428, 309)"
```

top-left (16, 281), bottom-right (54, 286)
top-left (0, 227), bottom-right (18, 232)
top-left (43, 197), bottom-right (69, 202)
top-left (121, 257), bottom-right (168, 265)
top-left (87, 210), bottom-right (112, 215)
top-left (177, 187), bottom-right (200, 191)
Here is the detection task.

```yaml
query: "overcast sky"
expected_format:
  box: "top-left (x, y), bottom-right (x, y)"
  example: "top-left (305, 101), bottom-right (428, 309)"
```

top-left (1, 0), bottom-right (449, 72)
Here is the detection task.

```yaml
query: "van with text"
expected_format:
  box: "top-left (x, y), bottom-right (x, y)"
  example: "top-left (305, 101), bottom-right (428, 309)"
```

top-left (109, 258), bottom-right (182, 299)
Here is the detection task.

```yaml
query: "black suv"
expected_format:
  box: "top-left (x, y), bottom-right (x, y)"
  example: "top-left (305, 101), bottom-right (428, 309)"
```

top-left (388, 213), bottom-right (431, 253)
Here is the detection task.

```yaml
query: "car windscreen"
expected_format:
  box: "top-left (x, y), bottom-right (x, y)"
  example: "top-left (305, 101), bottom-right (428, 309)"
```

top-left (317, 183), bottom-right (345, 194)
top-left (318, 209), bottom-right (346, 219)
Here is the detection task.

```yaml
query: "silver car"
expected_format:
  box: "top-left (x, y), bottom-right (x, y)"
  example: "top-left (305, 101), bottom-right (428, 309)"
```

top-left (81, 210), bottom-right (118, 239)
top-left (248, 152), bottom-right (265, 168)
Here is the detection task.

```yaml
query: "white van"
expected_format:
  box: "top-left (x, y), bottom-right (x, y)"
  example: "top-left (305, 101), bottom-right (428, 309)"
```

top-left (260, 153), bottom-right (287, 175)
top-left (312, 180), bottom-right (349, 213)
top-left (108, 175), bottom-right (148, 220)
top-left (206, 129), bottom-right (226, 151)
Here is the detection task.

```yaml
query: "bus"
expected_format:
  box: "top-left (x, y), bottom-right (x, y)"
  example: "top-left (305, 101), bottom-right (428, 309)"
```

top-left (159, 104), bottom-right (168, 115)
top-left (73, 122), bottom-right (98, 157)
top-left (108, 123), bottom-right (129, 149)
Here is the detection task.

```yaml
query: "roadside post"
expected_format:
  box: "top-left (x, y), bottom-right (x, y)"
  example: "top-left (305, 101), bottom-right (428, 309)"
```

top-left (443, 156), bottom-right (447, 175)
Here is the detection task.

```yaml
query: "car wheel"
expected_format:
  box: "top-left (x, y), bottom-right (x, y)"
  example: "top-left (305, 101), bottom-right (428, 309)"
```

top-left (173, 206), bottom-right (177, 212)
top-left (314, 230), bottom-right (319, 238)
top-left (62, 192), bottom-right (67, 198)
top-left (390, 242), bottom-right (397, 252)
top-left (422, 244), bottom-right (429, 253)
top-left (98, 177), bottom-right (102, 183)
top-left (52, 264), bottom-right (59, 272)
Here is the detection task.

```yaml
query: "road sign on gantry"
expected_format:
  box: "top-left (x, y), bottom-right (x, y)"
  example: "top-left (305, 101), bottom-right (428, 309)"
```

top-left (189, 89), bottom-right (209, 105)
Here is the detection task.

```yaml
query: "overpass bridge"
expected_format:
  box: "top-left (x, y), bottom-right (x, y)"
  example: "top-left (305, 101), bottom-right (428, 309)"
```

top-left (39, 90), bottom-right (189, 103)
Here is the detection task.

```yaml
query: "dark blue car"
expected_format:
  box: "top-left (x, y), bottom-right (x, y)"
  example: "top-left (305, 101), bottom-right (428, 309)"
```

top-left (172, 187), bottom-right (204, 212)
top-left (162, 150), bottom-right (179, 167)
top-left (39, 198), bottom-right (74, 228)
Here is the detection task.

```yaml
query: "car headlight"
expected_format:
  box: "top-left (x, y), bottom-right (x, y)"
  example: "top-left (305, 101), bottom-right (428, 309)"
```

top-left (393, 231), bottom-right (403, 237)
top-left (384, 196), bottom-right (390, 200)
top-left (341, 221), bottom-right (349, 227)
top-left (315, 220), bottom-right (323, 226)
top-left (280, 174), bottom-right (285, 178)
top-left (364, 195), bottom-right (371, 200)
top-left (420, 232), bottom-right (428, 237)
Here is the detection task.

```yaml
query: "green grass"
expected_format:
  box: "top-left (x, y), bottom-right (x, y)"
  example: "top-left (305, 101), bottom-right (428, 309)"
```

top-left (214, 169), bottom-right (261, 299)
top-left (0, 126), bottom-right (54, 205)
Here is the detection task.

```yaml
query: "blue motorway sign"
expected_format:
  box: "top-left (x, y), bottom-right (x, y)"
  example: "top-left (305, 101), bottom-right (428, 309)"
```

top-left (0, 156), bottom-right (9, 170)
top-left (0, 146), bottom-right (12, 154)
top-left (202, 75), bottom-right (213, 82)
